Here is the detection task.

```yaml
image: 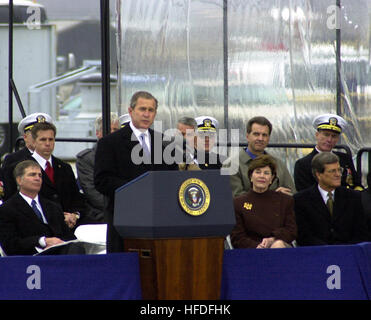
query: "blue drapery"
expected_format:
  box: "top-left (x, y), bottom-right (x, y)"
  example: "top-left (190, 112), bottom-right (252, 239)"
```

top-left (0, 252), bottom-right (141, 300)
top-left (221, 242), bottom-right (371, 300)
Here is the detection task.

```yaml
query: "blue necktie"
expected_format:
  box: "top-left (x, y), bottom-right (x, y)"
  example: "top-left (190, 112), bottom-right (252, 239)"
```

top-left (31, 200), bottom-right (43, 221)
top-left (140, 133), bottom-right (151, 159)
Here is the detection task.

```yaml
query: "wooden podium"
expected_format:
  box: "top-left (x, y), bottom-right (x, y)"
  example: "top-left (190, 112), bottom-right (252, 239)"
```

top-left (114, 170), bottom-right (235, 300)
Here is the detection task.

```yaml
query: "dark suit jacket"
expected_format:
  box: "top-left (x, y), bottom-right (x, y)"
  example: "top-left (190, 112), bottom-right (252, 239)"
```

top-left (293, 185), bottom-right (369, 246)
top-left (2, 147), bottom-right (32, 168)
top-left (94, 125), bottom-right (178, 252)
top-left (194, 150), bottom-right (228, 170)
top-left (294, 148), bottom-right (361, 192)
top-left (2, 148), bottom-right (32, 200)
top-left (0, 194), bottom-right (75, 255)
top-left (33, 155), bottom-right (88, 218)
top-left (360, 189), bottom-right (371, 241)
top-left (0, 167), bottom-right (4, 201)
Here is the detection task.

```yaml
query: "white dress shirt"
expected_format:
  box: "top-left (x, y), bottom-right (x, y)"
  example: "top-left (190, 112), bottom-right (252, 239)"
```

top-left (129, 121), bottom-right (151, 152)
top-left (32, 151), bottom-right (53, 171)
top-left (19, 192), bottom-right (47, 248)
top-left (317, 185), bottom-right (335, 204)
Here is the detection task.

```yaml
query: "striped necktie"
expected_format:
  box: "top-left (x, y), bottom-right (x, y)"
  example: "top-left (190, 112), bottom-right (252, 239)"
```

top-left (140, 133), bottom-right (151, 159)
top-left (31, 199), bottom-right (43, 221)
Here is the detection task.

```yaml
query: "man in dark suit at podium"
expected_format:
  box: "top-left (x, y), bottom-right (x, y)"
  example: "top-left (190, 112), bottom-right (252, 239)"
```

top-left (94, 91), bottom-right (178, 252)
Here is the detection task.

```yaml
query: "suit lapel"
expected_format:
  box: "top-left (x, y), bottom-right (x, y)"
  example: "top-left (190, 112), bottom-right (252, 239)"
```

top-left (41, 156), bottom-right (64, 190)
top-left (40, 168), bottom-right (55, 189)
top-left (50, 156), bottom-right (63, 188)
top-left (310, 185), bottom-right (332, 222)
top-left (122, 125), bottom-right (140, 149)
top-left (15, 194), bottom-right (47, 224)
top-left (120, 125), bottom-right (167, 168)
top-left (310, 149), bottom-right (319, 157)
top-left (332, 188), bottom-right (345, 222)
top-left (123, 126), bottom-right (157, 164)
top-left (149, 129), bottom-right (158, 163)
top-left (39, 197), bottom-right (59, 232)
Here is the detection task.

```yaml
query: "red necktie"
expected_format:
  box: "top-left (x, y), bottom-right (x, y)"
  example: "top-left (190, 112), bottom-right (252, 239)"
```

top-left (45, 161), bottom-right (55, 184)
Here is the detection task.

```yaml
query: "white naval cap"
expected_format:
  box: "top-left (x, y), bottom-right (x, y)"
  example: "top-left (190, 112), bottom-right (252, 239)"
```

top-left (312, 113), bottom-right (347, 134)
top-left (195, 116), bottom-right (219, 133)
top-left (18, 112), bottom-right (53, 135)
top-left (119, 113), bottom-right (131, 128)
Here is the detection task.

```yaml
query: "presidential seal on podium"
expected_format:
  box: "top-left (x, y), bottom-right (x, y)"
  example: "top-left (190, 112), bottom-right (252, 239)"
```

top-left (178, 178), bottom-right (210, 216)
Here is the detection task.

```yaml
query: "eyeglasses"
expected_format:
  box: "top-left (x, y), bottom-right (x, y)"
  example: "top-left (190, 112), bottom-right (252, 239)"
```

top-left (325, 167), bottom-right (344, 175)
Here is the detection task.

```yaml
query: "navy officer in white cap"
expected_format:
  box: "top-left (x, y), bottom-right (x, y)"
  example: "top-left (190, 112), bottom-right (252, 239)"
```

top-left (119, 113), bottom-right (131, 128)
top-left (193, 116), bottom-right (227, 170)
top-left (2, 113), bottom-right (53, 200)
top-left (2, 113), bottom-right (53, 167)
top-left (294, 113), bottom-right (362, 191)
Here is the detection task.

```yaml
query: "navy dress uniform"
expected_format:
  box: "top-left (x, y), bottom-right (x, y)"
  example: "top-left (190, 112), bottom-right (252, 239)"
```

top-left (3, 112), bottom-right (53, 168)
top-left (294, 114), bottom-right (362, 191)
top-left (193, 116), bottom-right (227, 170)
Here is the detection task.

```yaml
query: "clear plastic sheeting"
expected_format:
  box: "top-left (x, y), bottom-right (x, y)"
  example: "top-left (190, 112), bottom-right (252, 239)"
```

top-left (117, 0), bottom-right (225, 131)
top-left (115, 0), bottom-right (371, 177)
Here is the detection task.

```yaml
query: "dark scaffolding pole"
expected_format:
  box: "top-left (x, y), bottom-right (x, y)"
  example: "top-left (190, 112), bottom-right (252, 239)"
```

top-left (223, 0), bottom-right (229, 142)
top-left (336, 0), bottom-right (342, 116)
top-left (100, 0), bottom-right (111, 136)
top-left (8, 0), bottom-right (14, 153)
top-left (7, 0), bottom-right (26, 154)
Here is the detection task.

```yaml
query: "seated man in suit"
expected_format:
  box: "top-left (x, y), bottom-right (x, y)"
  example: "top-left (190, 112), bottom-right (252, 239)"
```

top-left (0, 160), bottom-right (77, 255)
top-left (94, 91), bottom-right (179, 252)
top-left (294, 152), bottom-right (368, 246)
top-left (223, 116), bottom-right (296, 197)
top-left (294, 113), bottom-right (362, 191)
top-left (2, 112), bottom-right (53, 200)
